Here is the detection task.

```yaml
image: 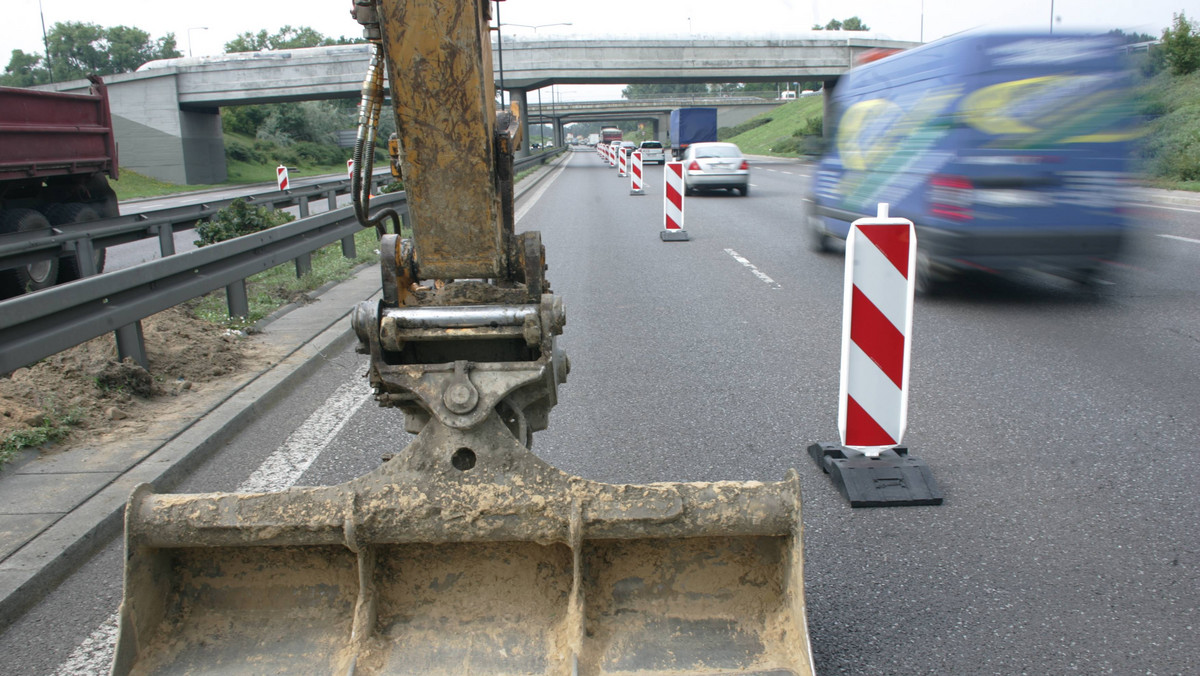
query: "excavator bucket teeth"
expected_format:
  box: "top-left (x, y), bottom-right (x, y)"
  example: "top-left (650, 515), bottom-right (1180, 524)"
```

top-left (112, 414), bottom-right (814, 675)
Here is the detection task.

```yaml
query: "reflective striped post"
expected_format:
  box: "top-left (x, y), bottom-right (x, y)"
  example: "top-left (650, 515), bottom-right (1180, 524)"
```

top-left (808, 203), bottom-right (942, 506)
top-left (276, 165), bottom-right (289, 191)
top-left (839, 203), bottom-right (915, 453)
top-left (660, 161), bottom-right (688, 241)
top-left (618, 147), bottom-right (628, 177)
top-left (630, 150), bottom-right (645, 195)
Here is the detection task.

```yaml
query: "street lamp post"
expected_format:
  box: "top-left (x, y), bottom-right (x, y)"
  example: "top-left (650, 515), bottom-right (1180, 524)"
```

top-left (188, 26), bottom-right (209, 58)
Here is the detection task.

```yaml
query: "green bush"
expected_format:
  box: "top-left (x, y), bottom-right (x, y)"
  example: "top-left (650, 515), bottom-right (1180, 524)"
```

top-left (292, 141), bottom-right (347, 165)
top-left (194, 199), bottom-right (296, 247)
top-left (225, 138), bottom-right (265, 164)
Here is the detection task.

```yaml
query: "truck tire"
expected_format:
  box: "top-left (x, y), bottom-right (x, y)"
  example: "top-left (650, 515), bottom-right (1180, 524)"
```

top-left (0, 208), bottom-right (59, 293)
top-left (45, 203), bottom-right (106, 281)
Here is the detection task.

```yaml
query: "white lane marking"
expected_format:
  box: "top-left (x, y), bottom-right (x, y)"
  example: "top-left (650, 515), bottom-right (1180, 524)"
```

top-left (781, 171), bottom-right (795, 175)
top-left (1159, 233), bottom-right (1200, 245)
top-left (515, 156), bottom-right (570, 225)
top-left (53, 379), bottom-right (372, 675)
top-left (724, 248), bottom-right (781, 289)
top-left (53, 615), bottom-right (119, 676)
top-left (238, 379), bottom-right (373, 492)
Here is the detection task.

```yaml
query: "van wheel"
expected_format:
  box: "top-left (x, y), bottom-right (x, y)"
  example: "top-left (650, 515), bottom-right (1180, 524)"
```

top-left (1, 209), bottom-right (59, 292)
top-left (914, 249), bottom-right (946, 296)
top-left (45, 203), bottom-right (106, 281)
top-left (739, 185), bottom-right (750, 196)
top-left (805, 202), bottom-right (833, 253)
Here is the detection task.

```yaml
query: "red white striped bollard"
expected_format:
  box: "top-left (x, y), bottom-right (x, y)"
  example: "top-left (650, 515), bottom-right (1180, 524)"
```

top-left (629, 150), bottom-right (645, 195)
top-left (660, 161), bottom-right (688, 241)
top-left (839, 202), bottom-right (915, 453)
top-left (347, 159), bottom-right (354, 177)
top-left (609, 144), bottom-right (617, 168)
top-left (618, 147), bottom-right (628, 177)
top-left (276, 165), bottom-right (289, 190)
top-left (808, 203), bottom-right (942, 507)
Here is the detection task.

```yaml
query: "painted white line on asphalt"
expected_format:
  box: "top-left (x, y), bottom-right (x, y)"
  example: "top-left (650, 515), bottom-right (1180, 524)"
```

top-left (515, 156), bottom-right (570, 225)
top-left (238, 379), bottom-right (373, 492)
top-left (724, 248), bottom-right (781, 289)
top-left (1159, 233), bottom-right (1200, 245)
top-left (53, 379), bottom-right (372, 676)
top-left (53, 615), bottom-right (119, 676)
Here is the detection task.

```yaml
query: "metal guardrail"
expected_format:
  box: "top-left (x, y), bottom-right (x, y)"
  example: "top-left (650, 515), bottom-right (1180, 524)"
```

top-left (0, 149), bottom-right (560, 276)
top-left (0, 191), bottom-right (406, 374)
top-left (0, 147), bottom-right (564, 373)
top-left (0, 172), bottom-right (395, 276)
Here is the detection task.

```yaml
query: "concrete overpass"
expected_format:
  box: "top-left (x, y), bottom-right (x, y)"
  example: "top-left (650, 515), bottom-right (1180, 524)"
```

top-left (41, 36), bottom-right (915, 184)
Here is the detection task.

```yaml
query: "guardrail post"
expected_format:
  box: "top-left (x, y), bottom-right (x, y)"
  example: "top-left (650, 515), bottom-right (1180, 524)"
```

top-left (226, 280), bottom-right (250, 319)
top-left (156, 223), bottom-right (176, 257)
top-left (115, 322), bottom-right (149, 369)
top-left (341, 234), bottom-right (357, 259)
top-left (298, 199), bottom-right (310, 219)
top-left (295, 253), bottom-right (312, 277)
top-left (327, 190), bottom-right (338, 211)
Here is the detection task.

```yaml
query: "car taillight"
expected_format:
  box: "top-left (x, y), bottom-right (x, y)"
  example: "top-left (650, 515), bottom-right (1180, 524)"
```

top-left (688, 160), bottom-right (701, 171)
top-left (930, 175), bottom-right (973, 222)
top-left (739, 160), bottom-right (749, 170)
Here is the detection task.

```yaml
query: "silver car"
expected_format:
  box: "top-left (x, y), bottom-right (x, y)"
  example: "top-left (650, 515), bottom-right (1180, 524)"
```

top-left (681, 142), bottom-right (750, 196)
top-left (637, 140), bottom-right (665, 164)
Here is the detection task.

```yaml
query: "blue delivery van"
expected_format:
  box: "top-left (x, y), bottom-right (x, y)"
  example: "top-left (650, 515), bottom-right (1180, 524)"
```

top-left (805, 32), bottom-right (1141, 290)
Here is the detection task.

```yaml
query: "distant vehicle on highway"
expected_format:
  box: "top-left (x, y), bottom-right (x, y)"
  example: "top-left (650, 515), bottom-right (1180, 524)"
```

top-left (681, 142), bottom-right (750, 196)
top-left (638, 141), bottom-right (665, 164)
top-left (805, 31), bottom-right (1139, 291)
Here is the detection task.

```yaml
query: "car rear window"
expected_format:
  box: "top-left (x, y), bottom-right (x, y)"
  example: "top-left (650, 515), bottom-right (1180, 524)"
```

top-left (695, 146), bottom-right (741, 158)
top-left (641, 142), bottom-right (662, 148)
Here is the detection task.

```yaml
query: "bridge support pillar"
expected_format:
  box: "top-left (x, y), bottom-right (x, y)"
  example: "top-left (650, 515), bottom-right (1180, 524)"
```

top-left (109, 77), bottom-right (226, 185)
top-left (822, 78), bottom-right (839, 141)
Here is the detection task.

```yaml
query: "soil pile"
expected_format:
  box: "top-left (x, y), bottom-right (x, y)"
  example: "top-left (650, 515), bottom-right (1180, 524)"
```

top-left (0, 306), bottom-right (273, 455)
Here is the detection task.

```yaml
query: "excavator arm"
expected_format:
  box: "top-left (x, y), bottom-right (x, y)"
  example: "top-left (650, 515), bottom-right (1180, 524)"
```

top-left (110, 2), bottom-right (815, 674)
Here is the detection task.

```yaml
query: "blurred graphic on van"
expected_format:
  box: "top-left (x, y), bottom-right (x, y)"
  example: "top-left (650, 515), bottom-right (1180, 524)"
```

top-left (806, 32), bottom-right (1142, 291)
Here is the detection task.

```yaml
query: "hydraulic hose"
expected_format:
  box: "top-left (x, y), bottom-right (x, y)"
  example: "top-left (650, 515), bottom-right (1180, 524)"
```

top-left (353, 43), bottom-right (400, 238)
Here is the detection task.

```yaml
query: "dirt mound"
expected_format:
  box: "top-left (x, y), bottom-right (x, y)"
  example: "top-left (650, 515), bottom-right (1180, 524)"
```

top-left (0, 305), bottom-right (271, 452)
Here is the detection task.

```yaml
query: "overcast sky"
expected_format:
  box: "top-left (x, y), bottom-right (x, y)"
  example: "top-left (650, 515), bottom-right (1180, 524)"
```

top-left (3, 0), bottom-right (1186, 100)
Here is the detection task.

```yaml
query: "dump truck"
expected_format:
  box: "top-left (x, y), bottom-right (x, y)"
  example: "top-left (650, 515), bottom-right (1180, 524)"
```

top-left (111, 2), bottom-right (815, 674)
top-left (0, 76), bottom-right (117, 298)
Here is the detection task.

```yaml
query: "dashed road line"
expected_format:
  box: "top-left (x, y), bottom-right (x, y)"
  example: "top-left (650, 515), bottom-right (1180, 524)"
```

top-left (724, 248), bottom-right (781, 289)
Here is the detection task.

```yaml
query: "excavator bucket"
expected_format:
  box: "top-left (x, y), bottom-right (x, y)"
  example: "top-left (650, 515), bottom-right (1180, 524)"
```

top-left (112, 412), bottom-right (814, 675)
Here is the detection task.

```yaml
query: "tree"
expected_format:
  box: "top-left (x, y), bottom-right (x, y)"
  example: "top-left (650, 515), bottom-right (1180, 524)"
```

top-left (0, 50), bottom-right (50, 87)
top-left (224, 25), bottom-right (357, 52)
top-left (3, 22), bottom-right (180, 85)
top-left (622, 83), bottom-right (708, 100)
top-left (42, 22), bottom-right (179, 81)
top-left (1107, 28), bottom-right (1156, 44)
top-left (812, 17), bottom-right (870, 31)
top-left (1161, 11), bottom-right (1200, 76)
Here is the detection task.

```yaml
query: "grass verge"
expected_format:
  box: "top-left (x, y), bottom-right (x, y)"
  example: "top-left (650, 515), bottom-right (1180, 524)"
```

top-left (725, 97), bottom-right (824, 156)
top-left (187, 227), bottom-right (385, 330)
top-left (1, 405), bottom-right (83, 470)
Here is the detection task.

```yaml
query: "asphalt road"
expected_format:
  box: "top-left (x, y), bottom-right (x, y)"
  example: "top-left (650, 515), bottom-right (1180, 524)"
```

top-left (2, 148), bottom-right (1198, 675)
